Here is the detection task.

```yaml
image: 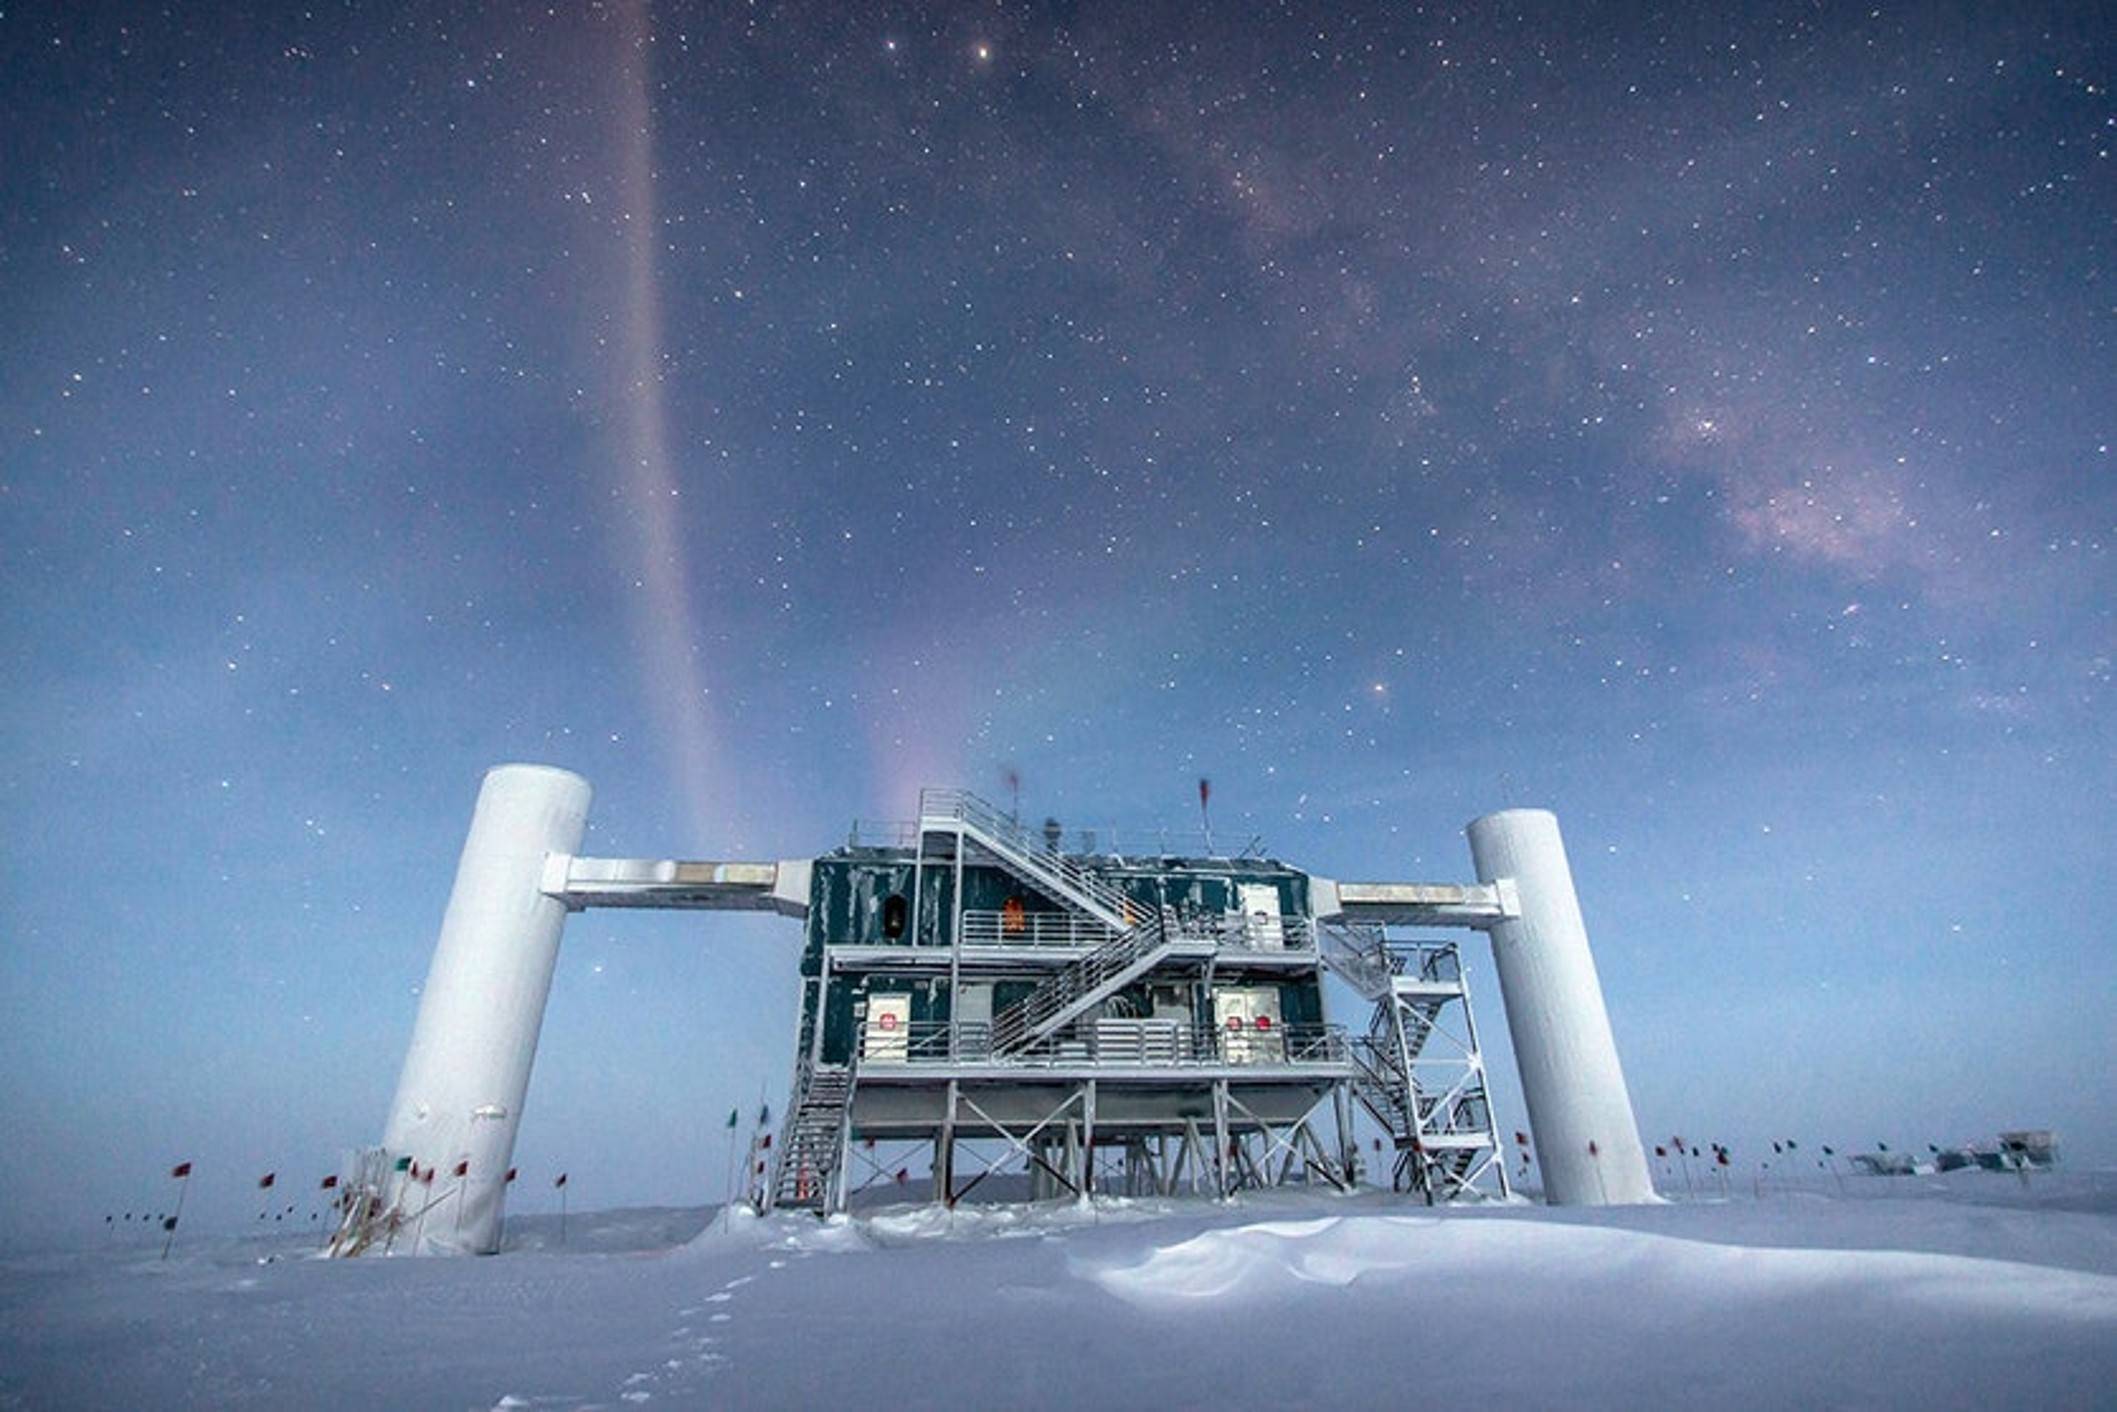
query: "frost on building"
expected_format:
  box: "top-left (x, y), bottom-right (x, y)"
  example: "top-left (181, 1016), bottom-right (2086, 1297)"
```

top-left (333, 766), bottom-right (1655, 1255)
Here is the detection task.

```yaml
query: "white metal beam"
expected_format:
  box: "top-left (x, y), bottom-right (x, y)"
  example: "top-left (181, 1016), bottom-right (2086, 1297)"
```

top-left (541, 854), bottom-right (812, 918)
top-left (1310, 875), bottom-right (1516, 929)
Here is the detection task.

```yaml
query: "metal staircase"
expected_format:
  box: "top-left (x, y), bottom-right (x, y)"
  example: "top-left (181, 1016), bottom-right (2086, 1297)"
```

top-left (1347, 1037), bottom-right (1416, 1142)
top-left (987, 912), bottom-right (1189, 1052)
top-left (770, 1063), bottom-right (853, 1212)
top-left (1319, 919), bottom-right (1507, 1199)
top-left (922, 789), bottom-right (1191, 1054)
top-left (919, 789), bottom-right (1142, 930)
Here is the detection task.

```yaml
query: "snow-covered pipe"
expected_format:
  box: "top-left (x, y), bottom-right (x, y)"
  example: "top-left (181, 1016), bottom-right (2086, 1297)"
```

top-left (1466, 809), bottom-right (1653, 1205)
top-left (380, 764), bottom-right (591, 1253)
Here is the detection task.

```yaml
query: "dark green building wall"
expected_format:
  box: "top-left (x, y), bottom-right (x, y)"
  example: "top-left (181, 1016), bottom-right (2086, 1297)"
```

top-left (801, 851), bottom-right (1322, 1065)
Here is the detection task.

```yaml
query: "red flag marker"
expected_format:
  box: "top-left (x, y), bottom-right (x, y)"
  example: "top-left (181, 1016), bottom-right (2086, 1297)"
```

top-left (505, 1167), bottom-right (518, 1184)
top-left (452, 1159), bottom-right (470, 1179)
top-left (554, 1172), bottom-right (568, 1189)
top-left (258, 1172), bottom-right (276, 1190)
top-left (320, 1174), bottom-right (339, 1190)
top-left (163, 1163), bottom-right (194, 1260)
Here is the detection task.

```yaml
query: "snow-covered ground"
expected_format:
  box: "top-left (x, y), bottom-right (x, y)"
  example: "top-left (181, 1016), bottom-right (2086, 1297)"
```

top-left (5, 1171), bottom-right (2114, 1410)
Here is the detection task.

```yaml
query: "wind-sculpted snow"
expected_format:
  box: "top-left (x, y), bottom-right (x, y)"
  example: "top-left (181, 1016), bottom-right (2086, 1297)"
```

top-left (1092, 1211), bottom-right (2117, 1324)
top-left (4, 1175), bottom-right (2115, 1409)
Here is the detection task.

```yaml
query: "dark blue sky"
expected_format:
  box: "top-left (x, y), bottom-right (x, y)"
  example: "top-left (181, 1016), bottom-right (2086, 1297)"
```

top-left (3, 2), bottom-right (2111, 1243)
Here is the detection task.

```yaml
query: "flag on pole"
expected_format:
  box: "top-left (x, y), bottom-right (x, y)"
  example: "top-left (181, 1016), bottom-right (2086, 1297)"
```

top-left (505, 1167), bottom-right (518, 1184)
top-left (320, 1175), bottom-right (339, 1190)
top-left (452, 1159), bottom-right (470, 1179)
top-left (170, 1162), bottom-right (192, 1179)
top-left (393, 1155), bottom-right (412, 1173)
top-left (1655, 1146), bottom-right (1667, 1158)
top-left (726, 1108), bottom-right (739, 1129)
top-left (257, 1172), bottom-right (276, 1190)
top-left (555, 1172), bottom-right (568, 1189)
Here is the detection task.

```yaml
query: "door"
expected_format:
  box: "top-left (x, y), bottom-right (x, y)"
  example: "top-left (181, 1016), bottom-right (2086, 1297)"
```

top-left (1238, 883), bottom-right (1285, 949)
top-left (864, 993), bottom-right (911, 1063)
top-left (1213, 986), bottom-right (1284, 1064)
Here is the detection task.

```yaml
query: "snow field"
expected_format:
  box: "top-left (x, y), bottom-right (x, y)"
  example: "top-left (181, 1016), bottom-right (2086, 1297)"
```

top-left (2, 1173), bottom-right (2112, 1410)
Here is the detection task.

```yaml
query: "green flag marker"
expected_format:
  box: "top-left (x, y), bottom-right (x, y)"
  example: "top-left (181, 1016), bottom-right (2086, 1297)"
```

top-left (393, 1155), bottom-right (412, 1172)
top-left (726, 1108), bottom-right (739, 1128)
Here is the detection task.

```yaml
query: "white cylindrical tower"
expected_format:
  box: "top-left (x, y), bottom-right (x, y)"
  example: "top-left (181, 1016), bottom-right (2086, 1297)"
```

top-left (1466, 808), bottom-right (1653, 1205)
top-left (380, 764), bottom-right (591, 1253)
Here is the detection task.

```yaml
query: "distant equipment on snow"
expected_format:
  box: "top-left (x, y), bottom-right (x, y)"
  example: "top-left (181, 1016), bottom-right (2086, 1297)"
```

top-left (331, 764), bottom-right (1657, 1255)
top-left (1868, 1130), bottom-right (2061, 1177)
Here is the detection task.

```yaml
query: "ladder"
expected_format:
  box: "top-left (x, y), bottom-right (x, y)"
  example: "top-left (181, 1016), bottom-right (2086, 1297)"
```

top-left (770, 1064), bottom-right (853, 1212)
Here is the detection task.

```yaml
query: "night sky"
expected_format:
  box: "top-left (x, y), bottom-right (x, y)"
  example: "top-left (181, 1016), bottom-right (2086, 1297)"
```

top-left (3, 2), bottom-right (2112, 1244)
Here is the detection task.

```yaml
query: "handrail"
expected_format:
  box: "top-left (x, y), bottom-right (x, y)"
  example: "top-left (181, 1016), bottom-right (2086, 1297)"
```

top-left (913, 791), bottom-right (1267, 860)
top-left (1318, 919), bottom-right (1394, 1000)
top-left (859, 1019), bottom-right (1348, 1067)
top-left (920, 788), bottom-right (1139, 928)
top-left (925, 789), bottom-right (1311, 1055)
top-left (960, 910), bottom-right (1122, 948)
top-left (959, 910), bottom-right (1313, 951)
top-left (987, 912), bottom-right (1173, 1051)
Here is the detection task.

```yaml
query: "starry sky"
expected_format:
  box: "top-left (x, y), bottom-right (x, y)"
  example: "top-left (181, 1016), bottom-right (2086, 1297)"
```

top-left (2, 2), bottom-right (2112, 1245)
